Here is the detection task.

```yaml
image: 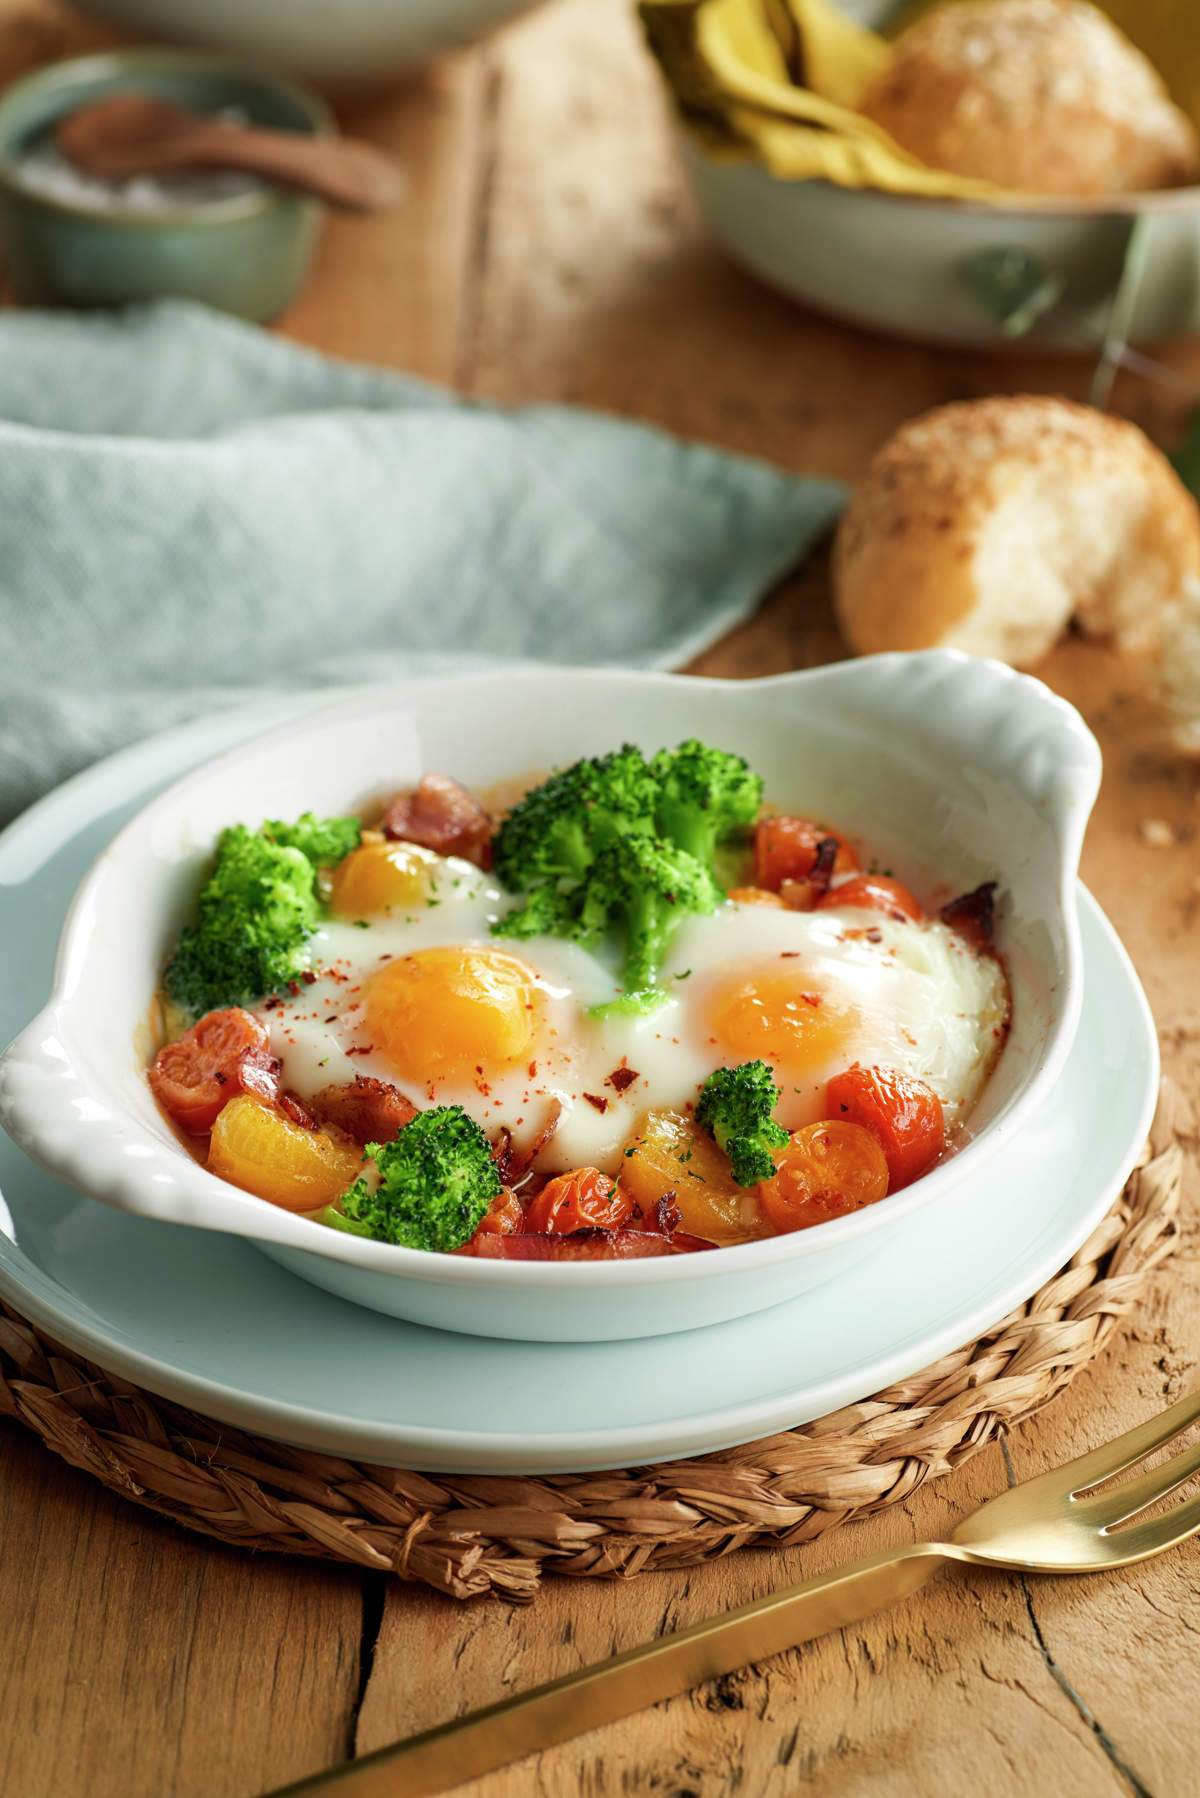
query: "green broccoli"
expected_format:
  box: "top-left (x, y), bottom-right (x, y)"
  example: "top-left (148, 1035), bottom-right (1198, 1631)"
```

top-left (164, 811), bottom-right (360, 1018)
top-left (338, 1106), bottom-right (501, 1251)
top-left (490, 744), bottom-right (658, 894)
top-left (695, 1061), bottom-right (790, 1187)
top-left (588, 987), bottom-right (672, 1022)
top-left (492, 880), bottom-right (588, 944)
top-left (580, 835), bottom-right (721, 993)
top-left (262, 812), bottom-right (361, 867)
top-left (651, 740), bottom-right (763, 868)
top-left (490, 739), bottom-right (766, 1007)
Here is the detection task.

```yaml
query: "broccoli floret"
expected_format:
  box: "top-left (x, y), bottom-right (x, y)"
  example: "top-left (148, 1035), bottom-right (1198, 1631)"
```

top-left (312, 1204), bottom-right (376, 1239)
top-left (491, 739), bottom-right (764, 1008)
top-left (581, 836), bottom-right (721, 992)
top-left (165, 826), bottom-right (321, 1017)
top-left (164, 811), bottom-right (360, 1017)
top-left (651, 740), bottom-right (763, 868)
top-left (492, 881), bottom-right (588, 943)
top-left (491, 745), bottom-right (658, 893)
top-left (587, 987), bottom-right (672, 1022)
top-left (695, 1061), bottom-right (790, 1187)
top-left (262, 812), bottom-right (361, 867)
top-left (339, 1106), bottom-right (501, 1251)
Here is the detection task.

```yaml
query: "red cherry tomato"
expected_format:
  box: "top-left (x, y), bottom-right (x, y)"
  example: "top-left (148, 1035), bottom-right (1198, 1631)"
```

top-left (825, 1066), bottom-right (946, 1191)
top-left (149, 1008), bottom-right (278, 1134)
top-left (757, 1122), bottom-right (889, 1234)
top-left (523, 1167), bottom-right (636, 1234)
top-left (753, 816), bottom-right (859, 891)
top-left (817, 874), bottom-right (924, 922)
top-left (474, 1188), bottom-right (525, 1236)
top-left (454, 1188), bottom-right (525, 1253)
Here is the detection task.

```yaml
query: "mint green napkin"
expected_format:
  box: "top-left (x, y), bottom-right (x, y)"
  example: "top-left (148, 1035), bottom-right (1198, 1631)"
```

top-left (0, 302), bottom-right (846, 824)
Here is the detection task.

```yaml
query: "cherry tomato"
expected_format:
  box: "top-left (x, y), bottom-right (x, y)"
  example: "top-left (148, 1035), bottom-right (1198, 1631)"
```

top-left (817, 874), bottom-right (924, 922)
top-left (757, 1121), bottom-right (889, 1234)
top-left (149, 1008), bottom-right (278, 1134)
top-left (753, 816), bottom-right (859, 891)
top-left (473, 1189), bottom-right (525, 1236)
top-left (466, 1228), bottom-right (685, 1260)
top-left (825, 1066), bottom-right (945, 1191)
top-left (523, 1167), bottom-right (635, 1234)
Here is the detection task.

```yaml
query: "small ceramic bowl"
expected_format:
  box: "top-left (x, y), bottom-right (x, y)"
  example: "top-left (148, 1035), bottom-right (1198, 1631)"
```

top-left (674, 0), bottom-right (1200, 350)
top-left (0, 653), bottom-right (1101, 1342)
top-left (0, 50), bottom-right (331, 320)
top-left (68, 0), bottom-right (549, 87)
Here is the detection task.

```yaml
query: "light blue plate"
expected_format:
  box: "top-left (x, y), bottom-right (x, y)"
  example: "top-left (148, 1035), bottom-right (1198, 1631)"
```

top-left (0, 702), bottom-right (1159, 1473)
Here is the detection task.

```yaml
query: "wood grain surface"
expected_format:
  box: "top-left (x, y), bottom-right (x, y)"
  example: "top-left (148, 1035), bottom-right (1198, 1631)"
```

top-left (0, 1), bottom-right (1197, 1794)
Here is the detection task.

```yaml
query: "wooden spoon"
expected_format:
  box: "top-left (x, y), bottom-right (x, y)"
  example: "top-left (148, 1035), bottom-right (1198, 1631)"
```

top-left (55, 94), bottom-right (406, 212)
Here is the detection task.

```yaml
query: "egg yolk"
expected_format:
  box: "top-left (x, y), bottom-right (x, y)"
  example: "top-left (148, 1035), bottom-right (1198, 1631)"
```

top-left (710, 969), bottom-right (855, 1074)
top-left (328, 840), bottom-right (441, 917)
top-left (364, 946), bottom-right (540, 1084)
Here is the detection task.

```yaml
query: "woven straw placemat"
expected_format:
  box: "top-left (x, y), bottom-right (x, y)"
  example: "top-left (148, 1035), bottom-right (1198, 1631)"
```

top-left (0, 1125), bottom-right (1182, 1602)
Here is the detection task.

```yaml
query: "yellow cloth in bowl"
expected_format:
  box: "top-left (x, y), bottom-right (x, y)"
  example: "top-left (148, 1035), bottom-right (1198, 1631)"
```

top-left (640, 0), bottom-right (1200, 200)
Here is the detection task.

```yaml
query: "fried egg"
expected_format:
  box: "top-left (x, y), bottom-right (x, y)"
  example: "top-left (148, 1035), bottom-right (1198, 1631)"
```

top-left (253, 846), bottom-right (1009, 1175)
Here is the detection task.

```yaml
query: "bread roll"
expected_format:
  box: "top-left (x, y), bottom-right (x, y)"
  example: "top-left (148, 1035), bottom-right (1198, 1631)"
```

top-left (859, 0), bottom-right (1199, 198)
top-left (833, 396), bottom-right (1200, 667)
top-left (1158, 580), bottom-right (1200, 752)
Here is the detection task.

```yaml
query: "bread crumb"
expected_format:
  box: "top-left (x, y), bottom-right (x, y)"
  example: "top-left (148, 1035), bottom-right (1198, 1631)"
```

top-left (1140, 817), bottom-right (1176, 848)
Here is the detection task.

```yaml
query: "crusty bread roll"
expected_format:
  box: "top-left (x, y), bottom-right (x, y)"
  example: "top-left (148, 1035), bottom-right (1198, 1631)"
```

top-left (833, 396), bottom-right (1200, 667)
top-left (859, 0), bottom-right (1199, 197)
top-left (1158, 580), bottom-right (1200, 752)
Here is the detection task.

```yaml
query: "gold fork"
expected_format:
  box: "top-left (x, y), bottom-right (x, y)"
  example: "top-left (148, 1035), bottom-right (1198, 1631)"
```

top-left (269, 1390), bottom-right (1200, 1798)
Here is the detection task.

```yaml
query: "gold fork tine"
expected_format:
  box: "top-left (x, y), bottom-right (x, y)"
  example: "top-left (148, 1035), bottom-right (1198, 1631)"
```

top-left (1102, 1486), bottom-right (1200, 1564)
top-left (1026, 1388), bottom-right (1200, 1497)
top-left (1074, 1433), bottom-right (1200, 1530)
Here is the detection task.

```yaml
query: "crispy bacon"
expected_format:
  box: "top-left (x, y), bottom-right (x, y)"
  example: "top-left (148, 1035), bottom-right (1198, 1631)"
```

top-left (941, 881), bottom-right (999, 953)
top-left (309, 1075), bottom-right (418, 1144)
top-left (779, 835), bottom-right (839, 912)
top-left (383, 773), bottom-right (493, 868)
top-left (277, 1088), bottom-right (317, 1130)
top-left (492, 1100), bottom-right (563, 1187)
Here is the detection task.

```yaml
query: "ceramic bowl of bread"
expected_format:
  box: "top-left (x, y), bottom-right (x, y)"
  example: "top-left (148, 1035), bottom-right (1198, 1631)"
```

top-left (648, 0), bottom-right (1200, 348)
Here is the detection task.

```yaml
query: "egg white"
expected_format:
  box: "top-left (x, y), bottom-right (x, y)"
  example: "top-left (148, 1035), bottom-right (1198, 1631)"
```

top-left (253, 859), bottom-right (1009, 1174)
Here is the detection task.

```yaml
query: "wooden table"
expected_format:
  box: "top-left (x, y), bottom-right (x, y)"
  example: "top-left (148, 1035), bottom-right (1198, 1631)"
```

top-left (1, 1), bottom-right (1198, 1793)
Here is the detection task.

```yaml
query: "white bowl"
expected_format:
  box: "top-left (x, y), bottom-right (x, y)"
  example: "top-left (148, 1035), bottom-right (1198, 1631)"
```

top-left (0, 653), bottom-right (1100, 1341)
top-left (68, 0), bottom-right (547, 86)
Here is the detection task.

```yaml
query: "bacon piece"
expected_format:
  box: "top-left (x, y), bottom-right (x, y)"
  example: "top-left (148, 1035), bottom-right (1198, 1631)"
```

top-left (607, 1065), bottom-right (639, 1093)
top-left (493, 1100), bottom-right (563, 1187)
top-left (309, 1075), bottom-right (418, 1145)
top-left (941, 881), bottom-right (999, 953)
top-left (465, 1228), bottom-right (690, 1261)
top-left (383, 773), bottom-right (493, 868)
top-left (779, 835), bottom-right (839, 912)
top-left (277, 1088), bottom-right (317, 1130)
top-left (490, 1125), bottom-right (515, 1182)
